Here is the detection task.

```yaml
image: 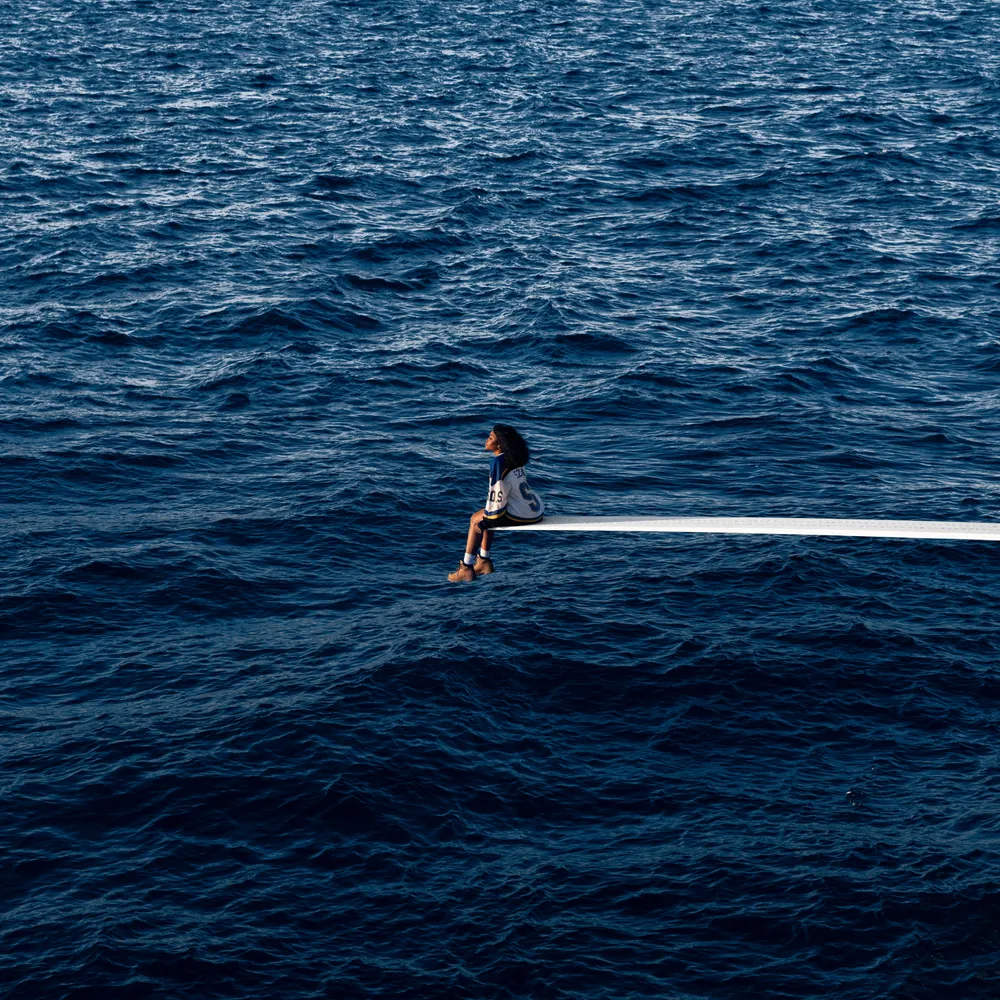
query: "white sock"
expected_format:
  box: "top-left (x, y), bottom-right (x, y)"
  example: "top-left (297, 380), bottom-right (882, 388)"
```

top-left (479, 547), bottom-right (490, 559)
top-left (463, 553), bottom-right (476, 566)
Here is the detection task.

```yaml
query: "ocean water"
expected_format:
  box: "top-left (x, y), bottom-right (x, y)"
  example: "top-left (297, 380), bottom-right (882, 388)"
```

top-left (3, 1), bottom-right (1000, 996)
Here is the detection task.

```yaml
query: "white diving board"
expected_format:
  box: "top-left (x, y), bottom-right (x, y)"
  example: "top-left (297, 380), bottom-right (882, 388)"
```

top-left (495, 515), bottom-right (1000, 542)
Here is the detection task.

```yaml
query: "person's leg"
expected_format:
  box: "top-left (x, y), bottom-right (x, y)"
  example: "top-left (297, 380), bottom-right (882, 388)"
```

top-left (464, 509), bottom-right (485, 560)
top-left (448, 510), bottom-right (486, 582)
top-left (474, 527), bottom-right (495, 575)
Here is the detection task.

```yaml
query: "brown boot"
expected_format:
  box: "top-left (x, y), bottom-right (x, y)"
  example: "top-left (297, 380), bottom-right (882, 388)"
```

top-left (447, 562), bottom-right (477, 582)
top-left (474, 556), bottom-right (495, 576)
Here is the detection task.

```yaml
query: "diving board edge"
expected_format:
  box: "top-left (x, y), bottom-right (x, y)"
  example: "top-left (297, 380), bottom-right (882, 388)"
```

top-left (494, 515), bottom-right (1000, 542)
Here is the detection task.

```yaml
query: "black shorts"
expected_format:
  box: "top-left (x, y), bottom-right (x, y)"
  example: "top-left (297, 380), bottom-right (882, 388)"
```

top-left (478, 512), bottom-right (543, 530)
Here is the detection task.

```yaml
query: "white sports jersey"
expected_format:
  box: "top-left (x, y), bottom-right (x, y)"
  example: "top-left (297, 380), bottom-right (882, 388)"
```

top-left (484, 454), bottom-right (544, 523)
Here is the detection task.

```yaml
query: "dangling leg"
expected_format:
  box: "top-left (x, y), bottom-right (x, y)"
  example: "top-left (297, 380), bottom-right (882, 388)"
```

top-left (474, 527), bottom-right (495, 576)
top-left (448, 510), bottom-right (487, 582)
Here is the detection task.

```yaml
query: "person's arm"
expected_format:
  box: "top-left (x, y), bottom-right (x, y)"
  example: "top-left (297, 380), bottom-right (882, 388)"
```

top-left (483, 454), bottom-right (508, 521)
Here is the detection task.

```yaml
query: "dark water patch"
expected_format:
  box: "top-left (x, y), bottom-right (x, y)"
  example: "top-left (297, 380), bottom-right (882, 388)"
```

top-left (367, 358), bottom-right (489, 386)
top-left (349, 229), bottom-right (468, 262)
top-left (96, 451), bottom-right (182, 468)
top-left (342, 272), bottom-right (422, 293)
top-left (953, 214), bottom-right (1000, 231)
top-left (972, 343), bottom-right (1000, 372)
top-left (117, 165), bottom-right (187, 179)
top-left (221, 392), bottom-right (251, 409)
top-left (280, 340), bottom-right (321, 355)
top-left (305, 173), bottom-right (358, 200)
top-left (0, 416), bottom-right (79, 432)
top-left (916, 271), bottom-right (967, 283)
top-left (838, 308), bottom-right (917, 332)
top-left (812, 447), bottom-right (891, 469)
top-left (734, 169), bottom-right (782, 190)
top-left (85, 273), bottom-right (137, 288)
top-left (617, 155), bottom-right (671, 170)
top-left (64, 558), bottom-right (159, 584)
top-left (39, 323), bottom-right (83, 342)
top-left (762, 369), bottom-right (816, 394)
top-left (493, 330), bottom-right (638, 359)
top-left (141, 220), bottom-right (189, 240)
top-left (622, 368), bottom-right (695, 390)
top-left (624, 183), bottom-right (710, 204)
top-left (148, 567), bottom-right (297, 617)
top-left (487, 148), bottom-right (545, 164)
top-left (198, 371), bottom-right (249, 391)
top-left (315, 174), bottom-right (354, 190)
top-left (206, 307), bottom-right (311, 343)
top-left (86, 330), bottom-right (134, 346)
top-left (320, 309), bottom-right (383, 334)
top-left (0, 588), bottom-right (125, 638)
top-left (188, 515), bottom-right (330, 556)
top-left (0, 456), bottom-right (40, 473)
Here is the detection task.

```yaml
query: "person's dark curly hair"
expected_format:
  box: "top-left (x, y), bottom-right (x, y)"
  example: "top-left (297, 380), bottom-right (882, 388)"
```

top-left (493, 424), bottom-right (531, 468)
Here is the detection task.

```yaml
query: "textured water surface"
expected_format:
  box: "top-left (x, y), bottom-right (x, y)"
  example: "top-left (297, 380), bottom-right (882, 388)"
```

top-left (3, 1), bottom-right (1000, 997)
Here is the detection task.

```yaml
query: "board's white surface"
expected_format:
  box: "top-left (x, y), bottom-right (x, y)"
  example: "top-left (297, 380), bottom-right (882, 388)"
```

top-left (495, 515), bottom-right (1000, 542)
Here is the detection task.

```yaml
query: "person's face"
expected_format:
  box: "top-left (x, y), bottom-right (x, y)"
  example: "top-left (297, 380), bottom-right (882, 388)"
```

top-left (484, 430), bottom-right (499, 453)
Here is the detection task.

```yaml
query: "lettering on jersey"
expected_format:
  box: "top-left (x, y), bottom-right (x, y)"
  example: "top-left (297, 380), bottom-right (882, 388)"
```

top-left (518, 482), bottom-right (541, 513)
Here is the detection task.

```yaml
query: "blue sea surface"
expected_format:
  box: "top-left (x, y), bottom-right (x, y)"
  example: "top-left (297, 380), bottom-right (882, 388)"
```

top-left (3, 1), bottom-right (1000, 996)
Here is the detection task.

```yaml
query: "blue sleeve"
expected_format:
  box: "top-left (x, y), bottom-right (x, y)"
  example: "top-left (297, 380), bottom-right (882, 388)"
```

top-left (485, 454), bottom-right (508, 517)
